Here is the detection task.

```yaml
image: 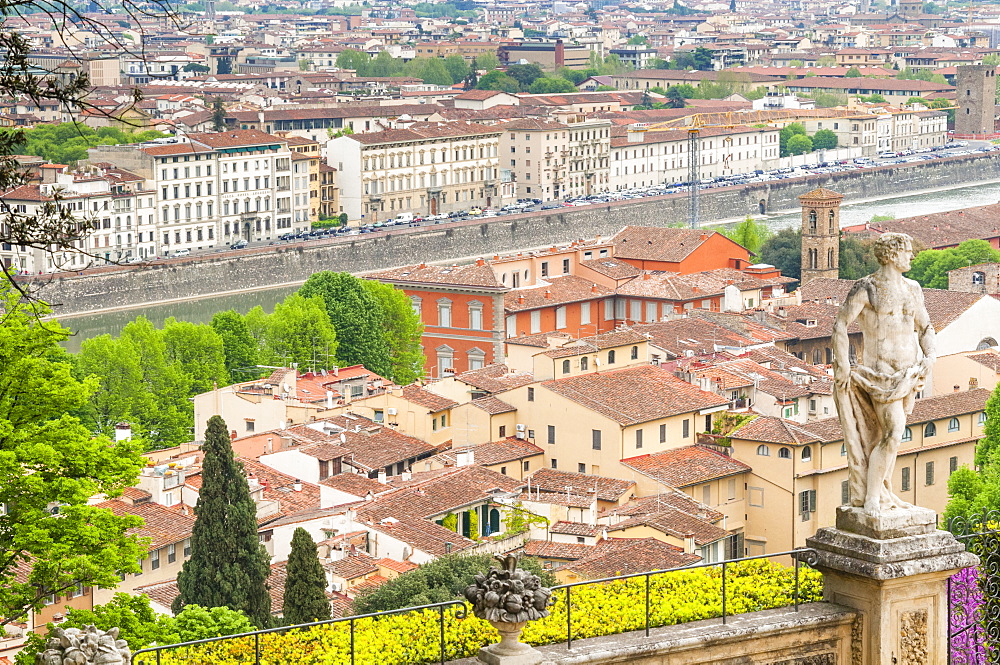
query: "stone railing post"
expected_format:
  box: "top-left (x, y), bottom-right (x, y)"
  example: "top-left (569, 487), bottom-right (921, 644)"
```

top-left (464, 553), bottom-right (553, 665)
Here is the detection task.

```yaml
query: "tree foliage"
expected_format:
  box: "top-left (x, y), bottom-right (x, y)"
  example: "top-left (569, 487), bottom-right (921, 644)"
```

top-left (11, 123), bottom-right (167, 165)
top-left (352, 554), bottom-right (554, 615)
top-left (361, 280), bottom-right (425, 384)
top-left (298, 272), bottom-right (394, 378)
top-left (839, 235), bottom-right (880, 280)
top-left (211, 309), bottom-right (260, 380)
top-left (759, 227), bottom-right (801, 280)
top-left (0, 288), bottom-right (146, 628)
top-left (476, 70), bottom-right (520, 93)
top-left (907, 239), bottom-right (1000, 289)
top-left (174, 416), bottom-right (272, 628)
top-left (786, 134), bottom-right (813, 156)
top-left (945, 382), bottom-right (1000, 527)
top-left (252, 293), bottom-right (339, 371)
top-left (528, 77), bottom-right (577, 94)
top-left (812, 129), bottom-right (838, 150)
top-left (14, 595), bottom-right (255, 665)
top-left (283, 528), bottom-right (332, 625)
top-left (714, 217), bottom-right (772, 258)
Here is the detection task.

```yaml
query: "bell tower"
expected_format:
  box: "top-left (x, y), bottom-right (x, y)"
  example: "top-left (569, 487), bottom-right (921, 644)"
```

top-left (798, 187), bottom-right (843, 286)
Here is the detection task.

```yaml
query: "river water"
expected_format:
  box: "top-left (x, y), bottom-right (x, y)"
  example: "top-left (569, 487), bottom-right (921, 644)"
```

top-left (55, 179), bottom-right (1000, 352)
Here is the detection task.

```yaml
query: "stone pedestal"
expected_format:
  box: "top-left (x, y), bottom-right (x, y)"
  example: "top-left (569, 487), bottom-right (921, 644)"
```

top-left (806, 507), bottom-right (978, 665)
top-left (478, 621), bottom-right (546, 665)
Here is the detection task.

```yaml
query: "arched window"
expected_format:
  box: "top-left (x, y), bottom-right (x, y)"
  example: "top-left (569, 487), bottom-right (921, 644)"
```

top-left (581, 356), bottom-right (589, 371)
top-left (973, 271), bottom-right (986, 286)
top-left (980, 411), bottom-right (988, 425)
top-left (562, 359), bottom-right (571, 374)
top-left (978, 337), bottom-right (998, 350)
top-left (949, 417), bottom-right (960, 432)
top-left (902, 427), bottom-right (912, 442)
top-left (808, 209), bottom-right (817, 234)
top-left (607, 350), bottom-right (616, 364)
top-left (809, 248), bottom-right (818, 270)
top-left (924, 422), bottom-right (937, 437)
top-left (778, 447), bottom-right (791, 459)
top-left (840, 443), bottom-right (847, 456)
top-left (828, 209), bottom-right (836, 233)
top-left (828, 248), bottom-right (834, 269)
top-left (801, 446), bottom-right (812, 461)
top-left (631, 345), bottom-right (639, 360)
top-left (756, 444), bottom-right (770, 456)
top-left (813, 348), bottom-right (823, 364)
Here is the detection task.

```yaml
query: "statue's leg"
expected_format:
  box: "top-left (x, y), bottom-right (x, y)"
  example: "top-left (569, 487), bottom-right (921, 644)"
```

top-left (865, 399), bottom-right (906, 514)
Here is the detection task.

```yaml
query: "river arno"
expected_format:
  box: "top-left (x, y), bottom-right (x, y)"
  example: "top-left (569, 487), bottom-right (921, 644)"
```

top-left (56, 179), bottom-right (1000, 353)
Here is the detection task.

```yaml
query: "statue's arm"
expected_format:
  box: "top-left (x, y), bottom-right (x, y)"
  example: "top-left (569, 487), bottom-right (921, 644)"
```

top-left (911, 281), bottom-right (936, 365)
top-left (833, 281), bottom-right (867, 381)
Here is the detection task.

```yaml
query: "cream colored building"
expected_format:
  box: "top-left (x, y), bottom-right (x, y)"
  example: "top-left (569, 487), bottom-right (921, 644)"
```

top-left (500, 117), bottom-right (570, 201)
top-left (553, 110), bottom-right (612, 198)
top-left (326, 121), bottom-right (503, 222)
top-left (931, 349), bottom-right (1000, 396)
top-left (729, 389), bottom-right (989, 555)
top-left (610, 125), bottom-right (781, 190)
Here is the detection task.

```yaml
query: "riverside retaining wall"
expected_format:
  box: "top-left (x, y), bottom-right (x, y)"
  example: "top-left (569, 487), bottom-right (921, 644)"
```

top-left (28, 152), bottom-right (1000, 317)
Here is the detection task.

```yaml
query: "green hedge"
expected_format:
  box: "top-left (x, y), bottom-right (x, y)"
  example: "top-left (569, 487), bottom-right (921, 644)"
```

top-left (135, 560), bottom-right (822, 665)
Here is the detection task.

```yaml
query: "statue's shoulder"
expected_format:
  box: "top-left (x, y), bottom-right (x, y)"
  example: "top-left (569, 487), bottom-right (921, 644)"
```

top-left (902, 276), bottom-right (923, 294)
top-left (846, 276), bottom-right (875, 302)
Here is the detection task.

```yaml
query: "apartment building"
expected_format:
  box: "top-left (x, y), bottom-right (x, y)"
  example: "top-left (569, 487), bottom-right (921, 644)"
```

top-left (500, 117), bottom-right (570, 201)
top-left (88, 130), bottom-right (301, 255)
top-left (326, 121), bottom-right (503, 221)
top-left (554, 111), bottom-right (612, 198)
top-left (610, 125), bottom-right (781, 190)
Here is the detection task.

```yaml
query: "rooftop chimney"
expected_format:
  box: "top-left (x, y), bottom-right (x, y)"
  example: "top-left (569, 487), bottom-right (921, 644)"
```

top-left (544, 290), bottom-right (552, 299)
top-left (591, 283), bottom-right (598, 293)
top-left (700, 233), bottom-right (708, 241)
top-left (476, 257), bottom-right (485, 266)
top-left (377, 470), bottom-right (387, 484)
top-left (293, 479), bottom-right (303, 492)
top-left (518, 294), bottom-right (525, 304)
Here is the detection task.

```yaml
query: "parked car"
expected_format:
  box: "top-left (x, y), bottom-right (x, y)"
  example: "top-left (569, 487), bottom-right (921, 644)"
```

top-left (230, 239), bottom-right (248, 249)
top-left (171, 248), bottom-right (191, 257)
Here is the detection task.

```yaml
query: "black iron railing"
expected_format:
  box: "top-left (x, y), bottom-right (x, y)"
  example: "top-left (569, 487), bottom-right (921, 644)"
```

top-left (947, 510), bottom-right (1000, 665)
top-left (130, 547), bottom-right (820, 665)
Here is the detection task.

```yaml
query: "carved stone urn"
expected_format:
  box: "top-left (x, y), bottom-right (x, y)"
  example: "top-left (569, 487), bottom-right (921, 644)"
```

top-left (464, 554), bottom-right (552, 665)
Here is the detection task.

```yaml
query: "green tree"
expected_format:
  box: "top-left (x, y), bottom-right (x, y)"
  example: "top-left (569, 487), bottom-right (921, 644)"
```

top-left (787, 134), bottom-right (812, 155)
top-left (759, 227), bottom-right (801, 280)
top-left (174, 416), bottom-right (272, 628)
top-left (976, 384), bottom-right (1000, 467)
top-left (259, 293), bottom-right (339, 371)
top-left (0, 289), bottom-right (146, 629)
top-left (211, 98), bottom-right (226, 131)
top-left (476, 69), bottom-right (519, 93)
top-left (858, 93), bottom-right (888, 104)
top-left (812, 129), bottom-right (838, 150)
top-left (121, 317), bottom-right (193, 447)
top-left (298, 272), bottom-right (392, 377)
top-left (417, 57), bottom-right (453, 86)
top-left (474, 52), bottom-right (499, 72)
top-left (665, 86), bottom-right (687, 108)
top-left (844, 67), bottom-right (862, 78)
top-left (718, 217), bottom-right (772, 257)
top-left (361, 280), bottom-right (425, 384)
top-left (528, 77), bottom-right (577, 93)
top-left (944, 383), bottom-right (1000, 527)
top-left (75, 333), bottom-right (154, 439)
top-left (627, 35), bottom-right (648, 45)
top-left (506, 63), bottom-right (545, 90)
top-left (336, 48), bottom-right (371, 72)
top-left (443, 54), bottom-right (470, 84)
top-left (353, 555), bottom-right (554, 614)
top-left (161, 318), bottom-right (229, 395)
top-left (692, 46), bottom-right (713, 70)
top-left (809, 91), bottom-right (847, 108)
top-left (839, 235), bottom-right (880, 280)
top-left (558, 67), bottom-right (586, 85)
top-left (908, 240), bottom-right (1000, 289)
top-left (211, 310), bottom-right (259, 381)
top-left (283, 528), bottom-right (332, 625)
top-left (779, 122), bottom-right (807, 156)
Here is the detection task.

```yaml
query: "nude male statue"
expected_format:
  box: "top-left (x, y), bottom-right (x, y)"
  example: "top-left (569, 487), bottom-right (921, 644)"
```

top-left (832, 232), bottom-right (936, 517)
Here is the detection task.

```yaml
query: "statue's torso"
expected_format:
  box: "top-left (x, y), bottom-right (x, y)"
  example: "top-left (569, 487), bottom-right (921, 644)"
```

top-left (857, 274), bottom-right (920, 374)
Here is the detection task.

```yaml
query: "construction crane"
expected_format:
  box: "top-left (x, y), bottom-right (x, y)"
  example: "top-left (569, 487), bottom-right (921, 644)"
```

top-left (631, 106), bottom-right (952, 228)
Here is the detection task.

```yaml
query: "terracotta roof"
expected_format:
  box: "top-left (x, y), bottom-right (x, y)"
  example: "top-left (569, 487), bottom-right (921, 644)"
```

top-left (187, 129), bottom-right (285, 148)
top-left (550, 521), bottom-right (601, 537)
top-left (328, 555), bottom-right (378, 580)
top-left (455, 364), bottom-right (535, 393)
top-left (314, 415), bottom-right (437, 473)
top-left (367, 262), bottom-right (505, 289)
top-left (348, 121), bottom-right (502, 146)
top-left (798, 187), bottom-right (844, 202)
top-left (603, 491), bottom-right (723, 523)
top-left (470, 395), bottom-right (518, 415)
top-left (611, 227), bottom-right (739, 264)
top-left (98, 499), bottom-right (196, 550)
top-left (622, 446), bottom-right (751, 489)
top-left (579, 257), bottom-right (642, 280)
top-left (542, 365), bottom-right (729, 426)
top-left (431, 438), bottom-right (543, 466)
top-left (401, 385), bottom-right (458, 413)
top-left (846, 202), bottom-right (1000, 251)
top-left (605, 508), bottom-right (729, 546)
top-left (526, 468), bottom-right (635, 502)
top-left (505, 275), bottom-right (613, 312)
top-left (730, 415), bottom-right (821, 445)
top-left (522, 540), bottom-right (593, 560)
top-left (374, 558), bottom-right (419, 574)
top-left (558, 538), bottom-right (700, 579)
top-left (968, 351), bottom-right (1000, 373)
top-left (320, 472), bottom-right (387, 499)
top-left (242, 458), bottom-right (322, 517)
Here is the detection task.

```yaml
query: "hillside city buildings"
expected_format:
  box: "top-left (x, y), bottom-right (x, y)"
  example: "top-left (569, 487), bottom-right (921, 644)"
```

top-left (7, 0), bottom-right (1000, 654)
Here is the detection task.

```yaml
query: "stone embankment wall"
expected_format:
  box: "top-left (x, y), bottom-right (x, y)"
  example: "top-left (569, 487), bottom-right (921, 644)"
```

top-left (29, 153), bottom-right (1000, 317)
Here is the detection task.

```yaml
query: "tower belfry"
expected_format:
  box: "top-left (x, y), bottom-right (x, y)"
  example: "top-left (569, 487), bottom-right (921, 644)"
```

top-left (798, 187), bottom-right (843, 286)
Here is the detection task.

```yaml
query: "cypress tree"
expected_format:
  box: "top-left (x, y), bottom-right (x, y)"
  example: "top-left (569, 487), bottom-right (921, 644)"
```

top-left (282, 528), bottom-right (332, 625)
top-left (173, 415), bottom-right (272, 628)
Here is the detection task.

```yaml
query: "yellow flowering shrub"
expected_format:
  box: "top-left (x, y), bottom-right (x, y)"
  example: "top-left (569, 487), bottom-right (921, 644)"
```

top-left (135, 560), bottom-right (822, 665)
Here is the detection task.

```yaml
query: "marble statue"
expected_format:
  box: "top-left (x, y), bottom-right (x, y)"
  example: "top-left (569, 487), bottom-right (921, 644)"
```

top-left (35, 626), bottom-right (131, 665)
top-left (832, 232), bottom-right (936, 518)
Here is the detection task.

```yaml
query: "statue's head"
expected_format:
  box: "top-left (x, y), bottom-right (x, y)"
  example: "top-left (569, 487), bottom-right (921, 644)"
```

top-left (873, 232), bottom-right (913, 272)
